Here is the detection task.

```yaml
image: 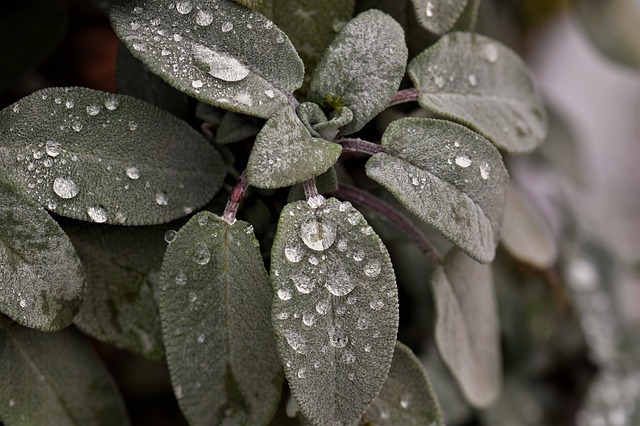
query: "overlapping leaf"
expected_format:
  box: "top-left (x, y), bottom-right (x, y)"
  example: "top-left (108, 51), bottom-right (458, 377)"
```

top-left (110, 0), bottom-right (304, 118)
top-left (366, 341), bottom-right (444, 425)
top-left (365, 118), bottom-right (509, 263)
top-left (215, 111), bottom-right (264, 144)
top-left (408, 32), bottom-right (547, 153)
top-left (0, 87), bottom-right (224, 225)
top-left (309, 10), bottom-right (408, 134)
top-left (0, 180), bottom-right (84, 331)
top-left (430, 249), bottom-right (501, 407)
top-left (246, 106), bottom-right (342, 189)
top-left (270, 197), bottom-right (398, 426)
top-left (66, 222), bottom-right (167, 360)
top-left (0, 317), bottom-right (129, 425)
top-left (410, 0), bottom-right (469, 35)
top-left (159, 212), bottom-right (282, 425)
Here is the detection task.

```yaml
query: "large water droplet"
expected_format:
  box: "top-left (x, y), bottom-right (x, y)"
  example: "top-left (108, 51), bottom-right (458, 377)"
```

top-left (195, 9), bottom-right (213, 26)
top-left (328, 325), bottom-right (348, 348)
top-left (299, 218), bottom-right (336, 251)
top-left (194, 243), bottom-right (211, 265)
top-left (316, 299), bottom-right (330, 315)
top-left (455, 155), bottom-right (472, 168)
top-left (278, 288), bottom-right (292, 300)
top-left (292, 274), bottom-right (314, 294)
top-left (325, 265), bottom-right (355, 296)
top-left (284, 242), bottom-right (304, 263)
top-left (53, 177), bottom-right (79, 199)
top-left (176, 1), bottom-right (192, 14)
top-left (283, 329), bottom-right (307, 354)
top-left (192, 44), bottom-right (250, 82)
top-left (155, 191), bottom-right (169, 206)
top-left (87, 206), bottom-right (108, 223)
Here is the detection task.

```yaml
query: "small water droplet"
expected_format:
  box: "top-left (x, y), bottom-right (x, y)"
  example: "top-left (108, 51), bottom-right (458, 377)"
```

top-left (176, 1), bottom-right (192, 14)
top-left (455, 155), bottom-right (472, 168)
top-left (164, 230), bottom-right (177, 243)
top-left (155, 191), bottom-right (169, 206)
top-left (130, 20), bottom-right (140, 30)
top-left (53, 177), bottom-right (79, 199)
top-left (285, 242), bottom-right (304, 263)
top-left (45, 140), bottom-right (61, 157)
top-left (275, 34), bottom-right (285, 44)
top-left (86, 105), bottom-right (100, 116)
top-left (468, 74), bottom-right (478, 87)
top-left (328, 325), bottom-right (348, 348)
top-left (400, 394), bottom-right (411, 409)
top-left (19, 299), bottom-right (27, 308)
top-left (72, 122), bottom-right (82, 132)
top-left (364, 344), bottom-right (372, 353)
top-left (133, 6), bottom-right (143, 14)
top-left (347, 212), bottom-right (359, 225)
top-left (341, 350), bottom-right (355, 364)
top-left (480, 162), bottom-right (491, 179)
top-left (195, 9), bottom-right (213, 26)
top-left (356, 316), bottom-right (369, 330)
top-left (316, 299), bottom-right (330, 315)
top-left (221, 22), bottom-right (233, 32)
top-left (347, 295), bottom-right (357, 305)
top-left (337, 239), bottom-right (348, 252)
top-left (297, 368), bottom-right (306, 378)
top-left (364, 261), bottom-right (381, 278)
top-left (283, 329), bottom-right (307, 354)
top-left (360, 226), bottom-right (374, 236)
top-left (434, 75), bottom-right (445, 88)
top-left (194, 243), bottom-right (211, 265)
top-left (43, 158), bottom-right (53, 167)
top-left (481, 43), bottom-right (499, 63)
top-left (189, 292), bottom-right (197, 302)
top-left (299, 218), bottom-right (336, 251)
top-left (192, 79), bottom-right (203, 88)
top-left (426, 1), bottom-right (435, 17)
top-left (369, 297), bottom-right (384, 310)
top-left (325, 265), bottom-right (355, 296)
top-left (175, 272), bottom-right (187, 286)
top-left (353, 250), bottom-right (365, 262)
top-left (276, 311), bottom-right (289, 320)
top-left (302, 312), bottom-right (316, 326)
top-left (197, 333), bottom-right (205, 343)
top-left (104, 97), bottom-right (119, 110)
top-left (87, 206), bottom-right (108, 223)
top-left (292, 274), bottom-right (314, 294)
top-left (264, 89), bottom-right (275, 98)
top-left (126, 165), bottom-right (140, 180)
top-left (8, 399), bottom-right (15, 407)
top-left (132, 42), bottom-right (147, 52)
top-left (12, 104), bottom-right (20, 113)
top-left (307, 194), bottom-right (325, 209)
top-left (192, 43), bottom-right (250, 82)
top-left (278, 288), bottom-right (292, 300)
top-left (264, 20), bottom-right (274, 29)
top-left (128, 121), bottom-right (138, 131)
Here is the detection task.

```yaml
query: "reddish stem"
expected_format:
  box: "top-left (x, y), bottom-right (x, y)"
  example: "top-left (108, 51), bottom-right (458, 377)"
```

top-left (222, 172), bottom-right (248, 224)
top-left (388, 88), bottom-right (419, 107)
top-left (336, 138), bottom-right (385, 156)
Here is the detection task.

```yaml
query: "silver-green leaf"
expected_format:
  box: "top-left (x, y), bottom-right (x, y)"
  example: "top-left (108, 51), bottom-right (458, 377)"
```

top-left (430, 249), bottom-right (501, 407)
top-left (408, 32), bottom-right (547, 153)
top-left (0, 87), bottom-right (224, 225)
top-left (216, 111), bottom-right (264, 144)
top-left (110, 0), bottom-right (304, 118)
top-left (410, 0), bottom-right (470, 35)
top-left (246, 106), bottom-right (342, 189)
top-left (0, 317), bottom-right (130, 425)
top-left (270, 197), bottom-right (399, 426)
top-left (0, 180), bottom-right (84, 331)
top-left (365, 118), bottom-right (508, 263)
top-left (309, 10), bottom-right (408, 135)
top-left (366, 341), bottom-right (445, 425)
top-left (159, 212), bottom-right (282, 426)
top-left (66, 222), bottom-right (167, 360)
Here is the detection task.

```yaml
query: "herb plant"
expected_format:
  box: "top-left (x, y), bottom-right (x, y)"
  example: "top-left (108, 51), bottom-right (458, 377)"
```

top-left (2, 0), bottom-right (581, 425)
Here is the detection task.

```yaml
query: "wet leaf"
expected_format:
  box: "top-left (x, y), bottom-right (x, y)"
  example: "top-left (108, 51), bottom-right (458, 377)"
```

top-left (0, 87), bottom-right (224, 225)
top-left (65, 222), bottom-right (167, 360)
top-left (309, 10), bottom-right (408, 135)
top-left (270, 197), bottom-right (398, 426)
top-left (366, 341), bottom-right (444, 425)
top-left (0, 180), bottom-right (84, 331)
top-left (246, 106), bottom-right (342, 189)
top-left (159, 212), bottom-right (282, 426)
top-left (0, 317), bottom-right (129, 425)
top-left (365, 118), bottom-right (508, 263)
top-left (216, 111), bottom-right (265, 144)
top-left (110, 0), bottom-right (304, 118)
top-left (430, 249), bottom-right (501, 407)
top-left (410, 0), bottom-right (469, 35)
top-left (408, 32), bottom-right (547, 153)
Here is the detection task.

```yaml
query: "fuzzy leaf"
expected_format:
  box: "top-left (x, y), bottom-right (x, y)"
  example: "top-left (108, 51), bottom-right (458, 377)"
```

top-left (430, 249), bottom-right (501, 407)
top-left (410, 0), bottom-right (469, 35)
top-left (216, 111), bottom-right (264, 144)
top-left (0, 180), bottom-right (84, 331)
top-left (0, 317), bottom-right (129, 425)
top-left (365, 118), bottom-right (508, 263)
top-left (408, 32), bottom-right (547, 153)
top-left (246, 106), bottom-right (342, 189)
top-left (309, 10), bottom-right (408, 135)
top-left (159, 212), bottom-right (282, 426)
top-left (66, 222), bottom-right (167, 360)
top-left (366, 341), bottom-right (445, 425)
top-left (270, 197), bottom-right (399, 426)
top-left (110, 0), bottom-right (304, 118)
top-left (0, 87), bottom-right (224, 225)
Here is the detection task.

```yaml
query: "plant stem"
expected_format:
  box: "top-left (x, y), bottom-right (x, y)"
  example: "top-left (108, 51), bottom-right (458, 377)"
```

top-left (332, 184), bottom-right (442, 265)
top-left (286, 94), bottom-right (299, 109)
top-left (388, 88), bottom-right (419, 107)
top-left (336, 138), bottom-right (385, 156)
top-left (222, 172), bottom-right (248, 225)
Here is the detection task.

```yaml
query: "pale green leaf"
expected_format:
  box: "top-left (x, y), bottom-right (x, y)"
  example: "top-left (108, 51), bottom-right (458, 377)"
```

top-left (110, 0), bottom-right (304, 118)
top-left (0, 180), bottom-right (84, 331)
top-left (116, 44), bottom-right (189, 120)
top-left (270, 197), bottom-right (399, 426)
top-left (410, 0), bottom-right (469, 35)
top-left (431, 249), bottom-right (501, 407)
top-left (216, 111), bottom-right (264, 144)
top-left (500, 185), bottom-right (558, 269)
top-left (296, 102), bottom-right (354, 140)
top-left (365, 118), bottom-right (508, 263)
top-left (366, 341), bottom-right (444, 425)
top-left (65, 222), bottom-right (167, 360)
top-left (0, 317), bottom-right (129, 425)
top-left (246, 106), bottom-right (342, 189)
top-left (408, 32), bottom-right (547, 153)
top-left (159, 212), bottom-right (282, 426)
top-left (309, 10), bottom-right (408, 135)
top-left (0, 87), bottom-right (224, 225)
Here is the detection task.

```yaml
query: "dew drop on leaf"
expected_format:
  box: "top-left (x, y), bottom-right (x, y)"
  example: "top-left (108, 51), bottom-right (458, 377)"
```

top-left (426, 2), bottom-right (435, 17)
top-left (104, 97), bottom-right (119, 110)
top-left (299, 218), bottom-right (336, 251)
top-left (125, 165), bottom-right (140, 180)
top-left (175, 1), bottom-right (192, 14)
top-left (221, 22), bottom-right (233, 33)
top-left (284, 242), bottom-right (304, 263)
top-left (53, 176), bottom-right (79, 199)
top-left (155, 191), bottom-right (169, 206)
top-left (175, 271), bottom-right (187, 286)
top-left (302, 312), bottom-right (316, 326)
top-left (72, 122), bottom-right (82, 132)
top-left (45, 140), bottom-right (61, 157)
top-left (364, 261), bottom-right (381, 278)
top-left (87, 205), bottom-right (108, 223)
top-left (128, 121), bottom-right (138, 131)
top-left (325, 264), bottom-right (355, 296)
top-left (192, 44), bottom-right (250, 82)
top-left (193, 243), bottom-right (211, 265)
top-left (283, 329), bottom-right (307, 354)
top-left (164, 230), bottom-right (177, 243)
top-left (192, 79), bottom-right (203, 88)
top-left (455, 155), bottom-right (472, 168)
top-left (195, 9), bottom-right (213, 26)
top-left (328, 325), bottom-right (348, 348)
top-left (480, 43), bottom-right (499, 63)
top-left (86, 105), bottom-right (100, 115)
top-left (480, 162), bottom-right (491, 179)
top-left (341, 350), bottom-right (356, 364)
top-left (292, 274), bottom-right (314, 294)
top-left (278, 288), bottom-right (293, 300)
top-left (468, 74), bottom-right (478, 87)
top-left (369, 297), bottom-right (384, 310)
top-left (316, 299), bottom-right (330, 315)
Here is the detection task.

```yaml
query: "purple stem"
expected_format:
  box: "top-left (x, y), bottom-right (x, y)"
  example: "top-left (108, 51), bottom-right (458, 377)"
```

top-left (336, 138), bottom-right (385, 156)
top-left (222, 172), bottom-right (248, 224)
top-left (388, 88), bottom-right (419, 107)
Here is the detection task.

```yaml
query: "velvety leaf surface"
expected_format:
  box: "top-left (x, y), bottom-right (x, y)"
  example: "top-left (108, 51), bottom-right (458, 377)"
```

top-left (410, 0), bottom-right (469, 35)
top-left (430, 249), bottom-right (501, 407)
top-left (0, 181), bottom-right (84, 331)
top-left (366, 341), bottom-right (444, 425)
top-left (309, 10), bottom-right (408, 135)
top-left (500, 185), bottom-right (558, 269)
top-left (116, 44), bottom-right (189, 120)
top-left (365, 118), bottom-right (508, 263)
top-left (270, 197), bottom-right (399, 426)
top-left (110, 0), bottom-right (304, 118)
top-left (246, 106), bottom-right (342, 189)
top-left (215, 111), bottom-right (264, 144)
top-left (159, 212), bottom-right (282, 426)
top-left (408, 32), bottom-right (547, 153)
top-left (0, 87), bottom-right (224, 225)
top-left (65, 222), bottom-right (167, 360)
top-left (0, 317), bottom-right (129, 425)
